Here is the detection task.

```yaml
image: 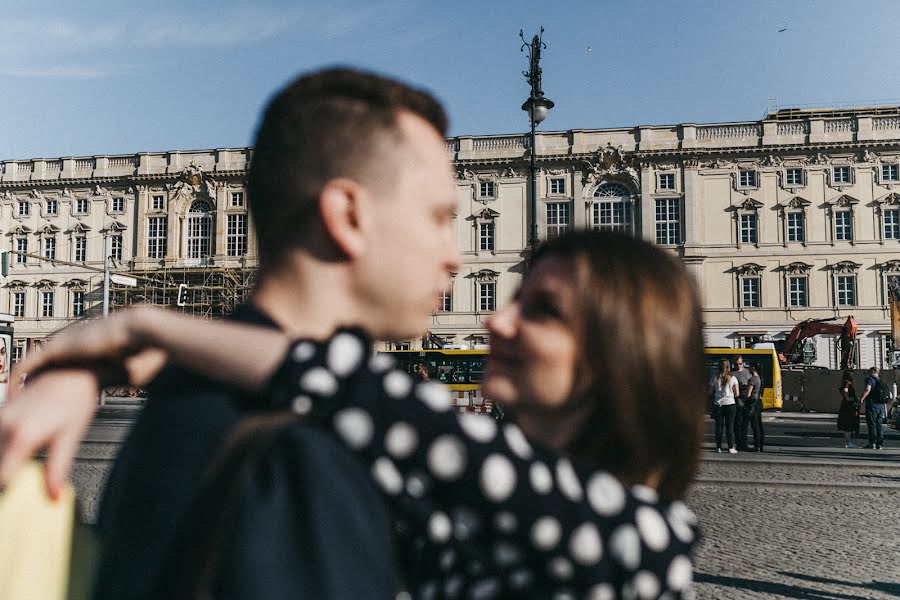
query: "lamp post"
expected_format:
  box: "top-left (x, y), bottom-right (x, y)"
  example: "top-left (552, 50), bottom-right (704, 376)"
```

top-left (520, 28), bottom-right (554, 261)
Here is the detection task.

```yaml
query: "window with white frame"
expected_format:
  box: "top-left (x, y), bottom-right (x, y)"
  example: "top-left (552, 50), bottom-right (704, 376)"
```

top-left (72, 290), bottom-right (85, 317)
top-left (74, 236), bottom-right (87, 262)
top-left (147, 216), bottom-right (167, 259)
top-left (592, 183), bottom-right (633, 234)
top-left (741, 277), bottom-right (760, 308)
top-left (390, 341), bottom-right (411, 351)
top-left (739, 334), bottom-right (764, 348)
top-left (655, 198), bottom-right (681, 245)
top-left (785, 168), bottom-right (804, 186)
top-left (438, 289), bottom-right (452, 312)
top-left (186, 200), bottom-right (213, 260)
top-left (11, 341), bottom-right (23, 364)
top-left (836, 275), bottom-right (856, 306)
top-left (17, 201), bottom-right (29, 217)
top-left (227, 214), bottom-right (248, 256)
top-left (738, 170), bottom-right (758, 188)
top-left (75, 198), bottom-right (88, 214)
top-left (883, 164), bottom-right (899, 183)
top-left (546, 202), bottom-right (570, 239)
top-left (43, 237), bottom-right (56, 260)
top-left (479, 222), bottom-right (495, 252)
top-left (834, 210), bottom-right (853, 241)
top-left (12, 292), bottom-right (24, 318)
top-left (549, 177), bottom-right (566, 195)
top-left (478, 281), bottom-right (496, 312)
top-left (45, 199), bottom-right (57, 216)
top-left (151, 195), bottom-right (164, 211)
top-left (740, 213), bottom-right (758, 244)
top-left (832, 166), bottom-right (851, 184)
top-left (658, 173), bottom-right (676, 191)
top-left (478, 181), bottom-right (496, 199)
top-left (787, 212), bottom-right (805, 242)
top-left (231, 192), bottom-right (244, 207)
top-left (110, 235), bottom-right (123, 261)
top-left (15, 238), bottom-right (27, 263)
top-left (885, 208), bottom-right (900, 240)
top-left (788, 276), bottom-right (808, 307)
top-left (111, 197), bottom-right (124, 212)
top-left (41, 291), bottom-right (54, 318)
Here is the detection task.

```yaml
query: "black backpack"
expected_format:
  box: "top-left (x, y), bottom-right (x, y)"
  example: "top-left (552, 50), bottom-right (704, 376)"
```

top-left (874, 379), bottom-right (892, 404)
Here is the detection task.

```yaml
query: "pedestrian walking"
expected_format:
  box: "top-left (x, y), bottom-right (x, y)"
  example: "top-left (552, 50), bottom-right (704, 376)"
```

top-left (836, 375), bottom-right (859, 448)
top-left (710, 359), bottom-right (739, 453)
top-left (746, 363), bottom-right (765, 452)
top-left (859, 366), bottom-right (888, 449)
top-left (732, 355), bottom-right (752, 451)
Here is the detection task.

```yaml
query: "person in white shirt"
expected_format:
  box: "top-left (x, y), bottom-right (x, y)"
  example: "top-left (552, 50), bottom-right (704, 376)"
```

top-left (710, 359), bottom-right (740, 454)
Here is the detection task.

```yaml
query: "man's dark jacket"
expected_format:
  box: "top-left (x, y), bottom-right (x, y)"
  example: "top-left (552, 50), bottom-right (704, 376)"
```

top-left (93, 304), bottom-right (396, 599)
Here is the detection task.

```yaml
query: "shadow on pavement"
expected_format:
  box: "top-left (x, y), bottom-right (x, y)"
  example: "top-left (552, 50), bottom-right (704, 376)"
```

top-left (769, 449), bottom-right (900, 463)
top-left (695, 571), bottom-right (900, 599)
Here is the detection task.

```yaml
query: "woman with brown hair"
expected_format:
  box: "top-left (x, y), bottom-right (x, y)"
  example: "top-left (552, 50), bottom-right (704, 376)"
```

top-left (837, 375), bottom-right (860, 448)
top-left (709, 359), bottom-right (739, 453)
top-left (2, 230), bottom-right (705, 599)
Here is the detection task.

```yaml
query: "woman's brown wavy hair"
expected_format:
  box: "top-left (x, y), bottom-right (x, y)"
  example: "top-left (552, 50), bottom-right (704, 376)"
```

top-left (531, 230), bottom-right (706, 501)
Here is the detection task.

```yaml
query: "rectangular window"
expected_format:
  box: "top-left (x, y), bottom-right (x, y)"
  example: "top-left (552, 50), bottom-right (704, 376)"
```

top-left (740, 214), bottom-right (758, 244)
top-left (593, 201), bottom-right (632, 233)
top-left (885, 209), bottom-right (900, 240)
top-left (833, 166), bottom-right (851, 184)
top-left (17, 202), bottom-right (29, 217)
top-left (785, 168), bottom-right (803, 186)
top-left (655, 198), bottom-right (681, 245)
top-left (478, 181), bottom-right (496, 199)
top-left (72, 290), bottom-right (85, 317)
top-left (11, 342), bottom-right (23, 364)
top-left (111, 197), bottom-right (124, 212)
top-left (75, 198), bottom-right (88, 214)
top-left (741, 277), bottom-right (760, 308)
top-left (546, 202), bottom-right (570, 239)
top-left (883, 164), bottom-right (899, 182)
top-left (45, 199), bottom-right (57, 216)
top-left (658, 173), bottom-right (676, 191)
top-left (231, 192), bottom-right (244, 207)
top-left (151, 195), bottom-right (164, 211)
top-left (41, 291), bottom-right (54, 318)
top-left (739, 170), bottom-right (757, 188)
top-left (479, 222), bottom-right (495, 252)
top-left (478, 282), bottom-right (496, 312)
top-left (787, 212), bottom-right (805, 242)
top-left (110, 235), bottom-right (123, 261)
top-left (549, 178), bottom-right (565, 195)
top-left (835, 211), bottom-right (853, 241)
top-left (74, 237), bottom-right (87, 262)
top-left (147, 216), bottom-right (168, 259)
top-left (15, 238), bottom-right (27, 264)
top-left (439, 289), bottom-right (452, 312)
top-left (788, 276), bottom-right (808, 307)
top-left (836, 275), bottom-right (856, 306)
top-left (226, 214), bottom-right (248, 257)
top-left (12, 292), bottom-right (24, 318)
top-left (43, 237), bottom-right (56, 260)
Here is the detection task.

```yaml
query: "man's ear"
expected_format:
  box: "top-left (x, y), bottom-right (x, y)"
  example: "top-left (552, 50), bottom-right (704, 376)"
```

top-left (318, 178), bottom-right (369, 258)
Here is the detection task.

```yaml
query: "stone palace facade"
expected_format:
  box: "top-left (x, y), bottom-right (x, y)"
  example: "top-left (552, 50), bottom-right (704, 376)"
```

top-left (3, 106), bottom-right (900, 368)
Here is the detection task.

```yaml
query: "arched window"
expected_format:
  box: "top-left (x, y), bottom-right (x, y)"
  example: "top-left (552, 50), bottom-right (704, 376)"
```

top-left (592, 183), bottom-right (633, 234)
top-left (187, 200), bottom-right (213, 262)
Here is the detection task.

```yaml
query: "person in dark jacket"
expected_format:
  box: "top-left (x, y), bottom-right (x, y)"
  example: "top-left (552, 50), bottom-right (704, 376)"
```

top-left (836, 375), bottom-right (860, 448)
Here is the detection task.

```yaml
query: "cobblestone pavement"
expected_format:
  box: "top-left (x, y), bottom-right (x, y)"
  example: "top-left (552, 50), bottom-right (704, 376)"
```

top-left (690, 452), bottom-right (900, 599)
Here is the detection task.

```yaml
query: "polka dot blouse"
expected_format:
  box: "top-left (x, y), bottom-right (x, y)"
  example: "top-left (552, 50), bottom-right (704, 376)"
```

top-left (267, 329), bottom-right (699, 600)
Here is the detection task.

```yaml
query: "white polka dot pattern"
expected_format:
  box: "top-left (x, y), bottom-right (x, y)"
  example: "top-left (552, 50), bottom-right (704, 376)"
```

top-left (610, 524), bottom-right (641, 571)
top-left (458, 413), bottom-right (497, 443)
top-left (531, 516), bottom-right (562, 550)
top-left (586, 472), bottom-right (626, 517)
top-left (586, 583), bottom-right (615, 600)
top-left (372, 457), bottom-right (403, 495)
top-left (529, 462), bottom-right (553, 495)
top-left (405, 473), bottom-right (427, 498)
top-left (569, 522), bottom-right (602, 566)
top-left (299, 367), bottom-right (338, 397)
top-left (631, 484), bottom-right (659, 504)
top-left (636, 506), bottom-right (670, 552)
top-left (334, 408), bottom-right (373, 449)
top-left (493, 541), bottom-right (522, 566)
top-left (385, 422), bottom-right (418, 459)
top-left (480, 454), bottom-right (516, 502)
top-left (670, 501), bottom-right (698, 525)
top-left (369, 353), bottom-right (394, 373)
top-left (666, 555), bottom-right (693, 590)
top-left (469, 578), bottom-right (500, 600)
top-left (291, 395), bottom-right (312, 415)
top-left (632, 571), bottom-right (660, 599)
top-left (502, 424), bottom-right (533, 459)
top-left (416, 381), bottom-right (451, 412)
top-left (291, 341), bottom-right (315, 362)
top-left (427, 435), bottom-right (467, 481)
top-left (555, 459), bottom-right (583, 502)
top-left (428, 511), bottom-right (452, 543)
top-left (493, 511), bottom-right (517, 533)
top-left (327, 332), bottom-right (365, 376)
top-left (383, 370), bottom-right (413, 398)
top-left (548, 556), bottom-right (574, 580)
top-left (667, 505), bottom-right (695, 544)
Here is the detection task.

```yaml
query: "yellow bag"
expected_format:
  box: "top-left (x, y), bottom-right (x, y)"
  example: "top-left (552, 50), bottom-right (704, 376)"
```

top-left (0, 461), bottom-right (96, 600)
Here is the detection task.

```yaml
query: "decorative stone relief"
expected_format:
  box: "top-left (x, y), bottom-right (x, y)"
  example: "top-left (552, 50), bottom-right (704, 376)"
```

top-left (581, 144), bottom-right (640, 190)
top-left (783, 262), bottom-right (813, 275)
top-left (456, 168), bottom-right (475, 181)
top-left (763, 154), bottom-right (783, 167)
top-left (735, 263), bottom-right (765, 276)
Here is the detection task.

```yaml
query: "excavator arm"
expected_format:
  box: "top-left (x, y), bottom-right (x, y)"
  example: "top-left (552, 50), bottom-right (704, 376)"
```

top-left (779, 316), bottom-right (857, 369)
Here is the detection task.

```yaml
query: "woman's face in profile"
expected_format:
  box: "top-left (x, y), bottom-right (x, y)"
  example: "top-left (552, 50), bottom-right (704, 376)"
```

top-left (483, 255), bottom-right (579, 416)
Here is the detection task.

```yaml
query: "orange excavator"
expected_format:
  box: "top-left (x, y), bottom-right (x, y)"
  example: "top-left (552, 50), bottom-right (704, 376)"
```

top-left (777, 316), bottom-right (858, 370)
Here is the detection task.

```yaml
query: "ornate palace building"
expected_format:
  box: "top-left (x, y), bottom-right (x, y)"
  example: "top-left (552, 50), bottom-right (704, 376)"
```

top-left (3, 105), bottom-right (900, 368)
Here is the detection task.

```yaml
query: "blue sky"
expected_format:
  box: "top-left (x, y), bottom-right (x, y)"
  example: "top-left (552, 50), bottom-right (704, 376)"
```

top-left (2, 0), bottom-right (899, 159)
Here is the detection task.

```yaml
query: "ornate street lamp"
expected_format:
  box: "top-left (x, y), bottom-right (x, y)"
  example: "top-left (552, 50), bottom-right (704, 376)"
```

top-left (520, 28), bottom-right (554, 260)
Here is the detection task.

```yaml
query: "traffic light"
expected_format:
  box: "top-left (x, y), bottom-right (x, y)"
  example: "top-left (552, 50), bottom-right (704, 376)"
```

top-left (176, 283), bottom-right (189, 307)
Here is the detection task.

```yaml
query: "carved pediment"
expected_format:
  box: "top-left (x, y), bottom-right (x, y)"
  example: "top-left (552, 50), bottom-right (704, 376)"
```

top-left (68, 222), bottom-right (92, 234)
top-left (468, 269), bottom-right (500, 281)
top-left (64, 278), bottom-right (90, 289)
top-left (5, 279), bottom-right (28, 289)
top-left (9, 225), bottom-right (32, 235)
top-left (783, 261), bottom-right (813, 275)
top-left (877, 192), bottom-right (900, 205)
top-left (468, 208), bottom-right (501, 221)
top-left (582, 143), bottom-right (640, 189)
top-left (39, 224), bottom-right (61, 235)
top-left (879, 260), bottom-right (900, 273)
top-left (732, 198), bottom-right (764, 211)
top-left (35, 279), bottom-right (56, 289)
top-left (830, 260), bottom-right (861, 274)
top-left (780, 196), bottom-right (811, 210)
top-left (829, 194), bottom-right (859, 207)
top-left (101, 220), bottom-right (128, 233)
top-left (736, 263), bottom-right (765, 276)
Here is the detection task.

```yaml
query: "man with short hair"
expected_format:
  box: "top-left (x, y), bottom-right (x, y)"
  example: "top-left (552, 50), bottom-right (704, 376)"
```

top-left (732, 354), bottom-right (752, 451)
top-left (859, 366), bottom-right (886, 449)
top-left (0, 68), bottom-right (461, 599)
